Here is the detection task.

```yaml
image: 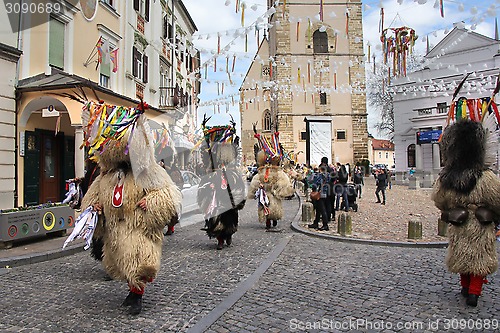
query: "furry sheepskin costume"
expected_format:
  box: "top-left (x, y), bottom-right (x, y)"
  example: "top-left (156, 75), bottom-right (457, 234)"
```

top-left (81, 103), bottom-right (181, 314)
top-left (248, 148), bottom-right (295, 230)
top-left (197, 119), bottom-right (246, 250)
top-left (432, 119), bottom-right (500, 307)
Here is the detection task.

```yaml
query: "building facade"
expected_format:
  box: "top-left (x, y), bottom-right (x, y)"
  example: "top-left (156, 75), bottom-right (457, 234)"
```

top-left (368, 137), bottom-right (395, 168)
top-left (240, 0), bottom-right (368, 166)
top-left (8, 0), bottom-right (199, 207)
top-left (0, 9), bottom-right (22, 209)
top-left (392, 27), bottom-right (500, 187)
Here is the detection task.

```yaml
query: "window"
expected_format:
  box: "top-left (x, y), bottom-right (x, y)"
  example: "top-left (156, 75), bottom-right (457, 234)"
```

top-left (407, 144), bottom-right (416, 167)
top-left (134, 0), bottom-right (150, 21)
top-left (163, 15), bottom-right (174, 41)
top-left (437, 102), bottom-right (448, 114)
top-left (101, 0), bottom-right (114, 7)
top-left (385, 152), bottom-right (389, 159)
top-left (100, 74), bottom-right (110, 88)
top-left (300, 131), bottom-right (307, 141)
top-left (132, 46), bottom-right (148, 83)
top-left (320, 92), bottom-right (327, 105)
top-left (100, 48), bottom-right (111, 88)
top-left (313, 30), bottom-right (328, 53)
top-left (49, 18), bottom-right (65, 69)
top-left (263, 110), bottom-right (272, 131)
top-left (336, 130), bottom-right (346, 141)
top-left (378, 152), bottom-right (382, 158)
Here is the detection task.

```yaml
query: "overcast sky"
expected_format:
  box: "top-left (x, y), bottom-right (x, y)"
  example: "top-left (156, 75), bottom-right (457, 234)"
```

top-left (183, 0), bottom-right (499, 135)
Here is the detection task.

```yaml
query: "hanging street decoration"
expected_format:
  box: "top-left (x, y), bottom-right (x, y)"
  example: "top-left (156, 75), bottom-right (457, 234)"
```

top-left (380, 26), bottom-right (418, 77)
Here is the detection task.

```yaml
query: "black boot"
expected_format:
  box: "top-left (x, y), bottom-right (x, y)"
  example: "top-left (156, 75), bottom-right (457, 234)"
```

top-left (466, 294), bottom-right (479, 307)
top-left (129, 293), bottom-right (143, 315)
top-left (308, 223), bottom-right (319, 229)
top-left (121, 291), bottom-right (135, 307)
top-left (272, 220), bottom-right (278, 227)
top-left (226, 235), bottom-right (232, 246)
top-left (318, 224), bottom-right (329, 231)
top-left (461, 287), bottom-right (469, 298)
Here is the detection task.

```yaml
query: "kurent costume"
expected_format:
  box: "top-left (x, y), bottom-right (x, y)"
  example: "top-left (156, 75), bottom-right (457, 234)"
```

top-left (248, 129), bottom-right (295, 230)
top-left (432, 108), bottom-right (500, 307)
top-left (79, 101), bottom-right (181, 315)
top-left (197, 115), bottom-right (246, 250)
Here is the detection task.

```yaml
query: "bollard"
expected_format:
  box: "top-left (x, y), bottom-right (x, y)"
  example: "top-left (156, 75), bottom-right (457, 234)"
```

top-left (302, 202), bottom-right (314, 223)
top-left (408, 219), bottom-right (423, 239)
top-left (408, 175), bottom-right (418, 190)
top-left (337, 213), bottom-right (352, 236)
top-left (437, 218), bottom-right (447, 237)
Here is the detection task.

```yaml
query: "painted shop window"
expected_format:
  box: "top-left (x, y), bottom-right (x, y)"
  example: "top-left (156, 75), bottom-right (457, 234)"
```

top-left (263, 110), bottom-right (272, 131)
top-left (407, 144), bottom-right (416, 168)
top-left (313, 30), bottom-right (328, 53)
top-left (49, 18), bottom-right (65, 70)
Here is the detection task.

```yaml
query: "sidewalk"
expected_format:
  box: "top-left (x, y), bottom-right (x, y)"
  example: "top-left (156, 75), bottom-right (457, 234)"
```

top-left (0, 230), bottom-right (85, 267)
top-left (294, 177), bottom-right (448, 245)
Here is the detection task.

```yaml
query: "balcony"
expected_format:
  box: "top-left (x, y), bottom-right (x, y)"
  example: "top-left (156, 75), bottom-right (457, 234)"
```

top-left (159, 86), bottom-right (193, 120)
top-left (414, 105), bottom-right (449, 116)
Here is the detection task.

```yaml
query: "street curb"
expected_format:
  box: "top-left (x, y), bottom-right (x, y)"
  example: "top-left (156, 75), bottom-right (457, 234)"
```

top-left (0, 243), bottom-right (85, 268)
top-left (290, 194), bottom-right (448, 249)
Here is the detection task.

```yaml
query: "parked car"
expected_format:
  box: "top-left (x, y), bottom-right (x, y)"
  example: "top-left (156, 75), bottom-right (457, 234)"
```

top-left (246, 165), bottom-right (258, 182)
top-left (179, 170), bottom-right (201, 218)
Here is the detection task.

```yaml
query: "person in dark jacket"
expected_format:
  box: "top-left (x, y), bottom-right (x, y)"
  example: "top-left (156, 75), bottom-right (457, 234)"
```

top-left (335, 164), bottom-right (349, 212)
top-left (308, 166), bottom-right (330, 231)
top-left (353, 165), bottom-right (364, 199)
top-left (375, 168), bottom-right (388, 205)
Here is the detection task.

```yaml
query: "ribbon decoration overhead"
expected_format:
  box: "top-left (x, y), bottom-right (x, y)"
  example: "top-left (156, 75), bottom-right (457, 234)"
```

top-left (380, 26), bottom-right (418, 77)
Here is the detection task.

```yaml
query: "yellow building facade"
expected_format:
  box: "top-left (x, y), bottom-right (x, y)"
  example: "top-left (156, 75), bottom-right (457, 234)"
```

top-left (240, 0), bottom-right (368, 166)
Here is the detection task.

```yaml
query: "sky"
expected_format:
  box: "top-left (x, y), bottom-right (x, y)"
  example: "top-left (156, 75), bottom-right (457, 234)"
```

top-left (183, 0), bottom-right (500, 135)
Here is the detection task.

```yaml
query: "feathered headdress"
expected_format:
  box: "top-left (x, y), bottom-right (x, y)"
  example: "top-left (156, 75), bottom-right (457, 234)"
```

top-left (252, 123), bottom-right (283, 166)
top-left (199, 114), bottom-right (241, 171)
top-left (439, 73), bottom-right (500, 192)
top-left (81, 100), bottom-right (168, 190)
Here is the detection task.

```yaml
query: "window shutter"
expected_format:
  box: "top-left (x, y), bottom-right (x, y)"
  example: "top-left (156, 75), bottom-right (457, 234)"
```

top-left (132, 46), bottom-right (138, 77)
top-left (49, 19), bottom-right (65, 69)
top-left (145, 0), bottom-right (150, 22)
top-left (143, 54), bottom-right (148, 83)
top-left (163, 16), bottom-right (168, 38)
top-left (133, 0), bottom-right (139, 11)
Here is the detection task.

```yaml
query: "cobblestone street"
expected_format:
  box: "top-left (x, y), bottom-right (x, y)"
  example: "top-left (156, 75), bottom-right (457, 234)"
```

top-left (1, 195), bottom-right (500, 332)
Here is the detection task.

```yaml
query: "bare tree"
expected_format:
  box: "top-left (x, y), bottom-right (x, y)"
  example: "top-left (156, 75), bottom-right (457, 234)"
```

top-left (366, 53), bottom-right (424, 141)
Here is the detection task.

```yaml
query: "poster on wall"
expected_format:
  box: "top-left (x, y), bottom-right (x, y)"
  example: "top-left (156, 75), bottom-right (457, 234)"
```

top-left (306, 117), bottom-right (332, 166)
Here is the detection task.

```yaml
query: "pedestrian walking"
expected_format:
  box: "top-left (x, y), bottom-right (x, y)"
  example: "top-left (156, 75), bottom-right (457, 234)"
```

top-left (375, 168), bottom-right (387, 205)
top-left (308, 166), bottom-right (330, 231)
top-left (335, 164), bottom-right (349, 212)
top-left (353, 165), bottom-right (364, 198)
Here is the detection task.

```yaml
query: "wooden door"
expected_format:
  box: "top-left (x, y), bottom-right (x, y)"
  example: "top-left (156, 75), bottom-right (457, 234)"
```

top-left (40, 133), bottom-right (60, 203)
top-left (24, 131), bottom-right (40, 205)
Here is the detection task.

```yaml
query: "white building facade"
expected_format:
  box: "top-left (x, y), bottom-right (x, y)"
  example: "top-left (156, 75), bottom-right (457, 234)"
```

top-left (392, 28), bottom-right (500, 187)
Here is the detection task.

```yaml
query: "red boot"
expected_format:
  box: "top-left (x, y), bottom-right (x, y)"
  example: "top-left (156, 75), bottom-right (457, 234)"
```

top-left (165, 225), bottom-right (174, 235)
top-left (216, 236), bottom-right (224, 250)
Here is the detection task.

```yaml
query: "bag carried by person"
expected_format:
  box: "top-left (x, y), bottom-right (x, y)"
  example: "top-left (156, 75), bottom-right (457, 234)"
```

top-left (310, 191), bottom-right (321, 201)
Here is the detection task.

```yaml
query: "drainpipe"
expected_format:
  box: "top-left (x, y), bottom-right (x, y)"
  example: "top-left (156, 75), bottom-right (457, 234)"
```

top-left (14, 1), bottom-right (24, 207)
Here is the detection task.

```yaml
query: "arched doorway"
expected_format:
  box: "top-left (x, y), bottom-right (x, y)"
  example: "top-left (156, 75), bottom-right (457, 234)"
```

top-left (20, 96), bottom-right (74, 205)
